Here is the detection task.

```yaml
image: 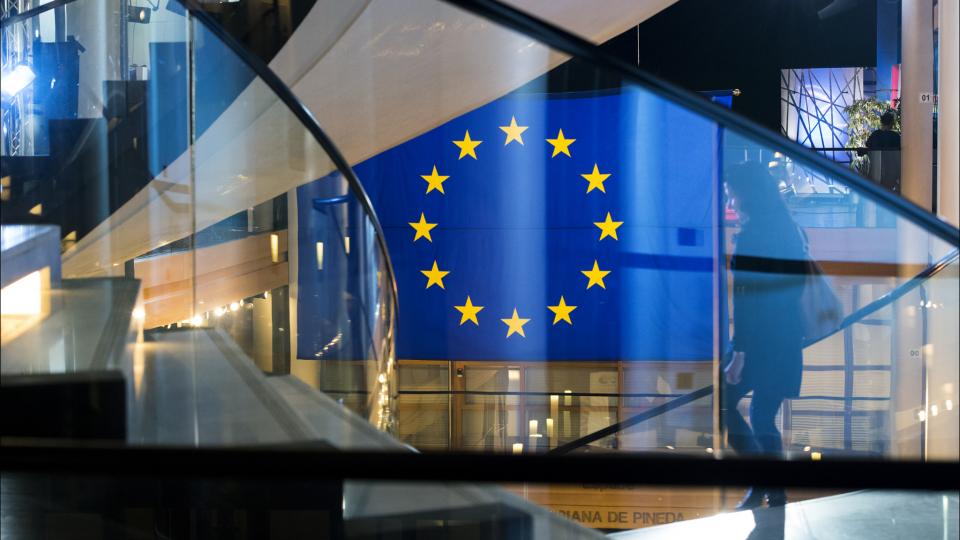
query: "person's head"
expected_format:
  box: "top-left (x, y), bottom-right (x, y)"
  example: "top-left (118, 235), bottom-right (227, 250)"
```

top-left (880, 110), bottom-right (896, 130)
top-left (724, 161), bottom-right (791, 226)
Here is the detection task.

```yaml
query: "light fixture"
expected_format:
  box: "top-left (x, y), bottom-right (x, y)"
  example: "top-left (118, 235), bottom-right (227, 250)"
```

top-left (127, 4), bottom-right (152, 23)
top-left (270, 233), bottom-right (280, 263)
top-left (0, 65), bottom-right (36, 98)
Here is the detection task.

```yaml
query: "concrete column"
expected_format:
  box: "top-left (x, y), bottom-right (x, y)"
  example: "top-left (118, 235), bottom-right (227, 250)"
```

top-left (900, 0), bottom-right (935, 211)
top-left (938, 0), bottom-right (959, 226)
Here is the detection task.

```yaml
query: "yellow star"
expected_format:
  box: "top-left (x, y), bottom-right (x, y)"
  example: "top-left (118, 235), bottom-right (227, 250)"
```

top-left (453, 130), bottom-right (482, 160)
top-left (594, 212), bottom-right (623, 241)
top-left (499, 116), bottom-right (528, 146)
top-left (421, 165), bottom-right (450, 194)
top-left (408, 212), bottom-right (437, 242)
top-left (581, 164), bottom-right (611, 193)
top-left (421, 261), bottom-right (450, 289)
top-left (454, 296), bottom-right (484, 326)
top-left (581, 260), bottom-right (611, 289)
top-left (546, 129), bottom-right (575, 157)
top-left (547, 296), bottom-right (577, 325)
top-left (501, 308), bottom-right (531, 338)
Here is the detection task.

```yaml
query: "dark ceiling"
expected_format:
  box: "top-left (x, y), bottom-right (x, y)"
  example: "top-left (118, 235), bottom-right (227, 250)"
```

top-left (548, 0), bottom-right (879, 131)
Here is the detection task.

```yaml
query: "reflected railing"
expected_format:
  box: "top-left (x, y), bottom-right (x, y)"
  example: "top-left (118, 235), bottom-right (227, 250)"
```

top-left (548, 248), bottom-right (958, 456)
top-left (1, 0), bottom-right (398, 435)
top-left (2, 0), bottom-right (957, 464)
top-left (1, 0), bottom-right (959, 535)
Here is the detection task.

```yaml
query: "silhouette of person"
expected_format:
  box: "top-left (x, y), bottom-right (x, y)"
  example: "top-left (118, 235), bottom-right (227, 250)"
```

top-left (859, 110), bottom-right (901, 194)
top-left (863, 110), bottom-right (901, 152)
top-left (723, 162), bottom-right (807, 510)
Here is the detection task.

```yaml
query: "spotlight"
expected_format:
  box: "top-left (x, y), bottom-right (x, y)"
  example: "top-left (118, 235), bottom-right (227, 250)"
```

top-left (0, 65), bottom-right (36, 98)
top-left (128, 5), bottom-right (151, 23)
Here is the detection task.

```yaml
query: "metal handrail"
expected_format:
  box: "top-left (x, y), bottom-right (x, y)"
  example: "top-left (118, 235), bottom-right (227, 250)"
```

top-left (180, 0), bottom-right (399, 324)
top-left (549, 248), bottom-right (959, 454)
top-left (1, 0), bottom-right (71, 26)
top-left (1, 0), bottom-right (399, 336)
top-left (442, 0), bottom-right (960, 247)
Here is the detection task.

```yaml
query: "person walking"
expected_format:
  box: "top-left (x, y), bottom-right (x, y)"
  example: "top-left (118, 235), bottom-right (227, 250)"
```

top-left (723, 162), bottom-right (808, 509)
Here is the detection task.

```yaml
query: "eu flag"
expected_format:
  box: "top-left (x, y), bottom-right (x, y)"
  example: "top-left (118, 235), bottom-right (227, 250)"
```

top-left (298, 87), bottom-right (719, 362)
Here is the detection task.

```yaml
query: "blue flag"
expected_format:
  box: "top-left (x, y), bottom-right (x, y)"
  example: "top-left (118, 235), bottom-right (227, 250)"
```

top-left (298, 87), bottom-right (719, 362)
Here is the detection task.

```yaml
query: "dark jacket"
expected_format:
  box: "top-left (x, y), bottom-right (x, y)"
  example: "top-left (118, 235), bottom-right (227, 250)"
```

top-left (857, 129), bottom-right (901, 156)
top-left (730, 220), bottom-right (806, 397)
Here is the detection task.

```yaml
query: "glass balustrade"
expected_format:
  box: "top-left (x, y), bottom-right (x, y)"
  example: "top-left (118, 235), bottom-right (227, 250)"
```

top-left (1, 0), bottom-right (397, 443)
top-left (1, 0), bottom-right (957, 536)
top-left (254, 0), bottom-right (954, 465)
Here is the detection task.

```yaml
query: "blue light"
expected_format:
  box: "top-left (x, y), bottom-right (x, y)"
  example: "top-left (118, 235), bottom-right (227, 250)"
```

top-left (0, 65), bottom-right (36, 98)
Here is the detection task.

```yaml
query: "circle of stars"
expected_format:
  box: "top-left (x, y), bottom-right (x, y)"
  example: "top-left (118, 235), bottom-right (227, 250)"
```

top-left (410, 117), bottom-right (622, 338)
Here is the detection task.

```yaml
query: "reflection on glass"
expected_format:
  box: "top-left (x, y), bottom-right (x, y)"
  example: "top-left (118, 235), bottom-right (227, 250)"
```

top-left (0, 0), bottom-right (956, 482)
top-left (1, 0), bottom-right (396, 444)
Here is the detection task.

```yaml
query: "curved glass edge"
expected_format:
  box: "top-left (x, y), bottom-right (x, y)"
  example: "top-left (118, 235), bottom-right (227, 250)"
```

top-left (287, 0), bottom-right (957, 463)
top-left (443, 0), bottom-right (959, 246)
top-left (0, 0), bottom-right (398, 443)
top-left (3, 0), bottom-right (950, 464)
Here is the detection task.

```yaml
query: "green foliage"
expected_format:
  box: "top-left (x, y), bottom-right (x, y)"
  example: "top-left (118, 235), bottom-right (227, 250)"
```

top-left (844, 97), bottom-right (900, 149)
top-left (844, 97), bottom-right (900, 172)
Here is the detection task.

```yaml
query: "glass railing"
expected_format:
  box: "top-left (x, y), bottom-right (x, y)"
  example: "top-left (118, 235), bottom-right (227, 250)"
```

top-left (1, 0), bottom-right (397, 439)
top-left (2, 0), bottom-right (958, 535)
top-left (282, 0), bottom-right (955, 466)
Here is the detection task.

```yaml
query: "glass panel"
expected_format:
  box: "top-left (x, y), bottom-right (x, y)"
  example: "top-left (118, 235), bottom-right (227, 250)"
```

top-left (2, 0), bottom-right (956, 468)
top-left (923, 260), bottom-right (959, 460)
top-left (1, 0), bottom-right (396, 445)
top-left (720, 131), bottom-right (955, 460)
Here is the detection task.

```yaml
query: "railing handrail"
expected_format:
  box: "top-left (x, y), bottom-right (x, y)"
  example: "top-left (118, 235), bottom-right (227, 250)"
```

top-left (182, 0), bottom-right (399, 327)
top-left (1, 0), bottom-right (72, 26)
top-left (549, 248), bottom-right (959, 454)
top-left (442, 0), bottom-right (959, 247)
top-left (1, 0), bottom-right (399, 335)
top-left (548, 385), bottom-right (713, 455)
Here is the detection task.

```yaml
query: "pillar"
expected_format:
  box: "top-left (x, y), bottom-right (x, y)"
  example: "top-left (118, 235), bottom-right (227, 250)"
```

top-left (938, 0), bottom-right (959, 226)
top-left (900, 0), bottom-right (935, 211)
